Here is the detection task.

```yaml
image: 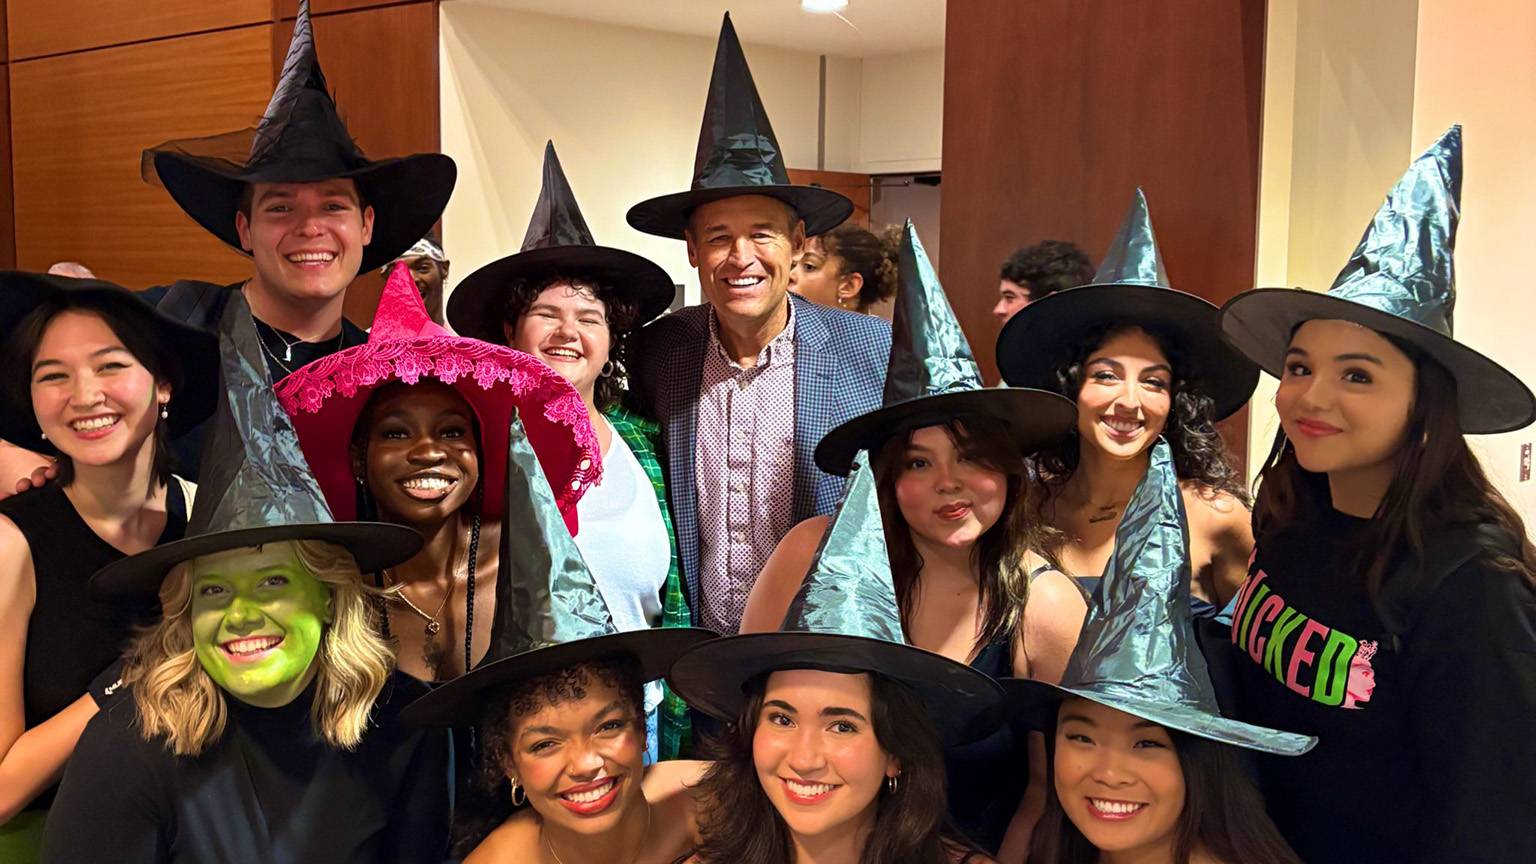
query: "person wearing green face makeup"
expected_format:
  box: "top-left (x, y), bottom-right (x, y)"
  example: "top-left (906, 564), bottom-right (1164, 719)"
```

top-left (189, 543), bottom-right (335, 710)
top-left (40, 274), bottom-right (450, 864)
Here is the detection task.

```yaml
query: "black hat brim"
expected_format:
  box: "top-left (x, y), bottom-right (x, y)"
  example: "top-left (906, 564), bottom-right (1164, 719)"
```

top-left (815, 388), bottom-right (1078, 476)
top-left (1002, 678), bottom-right (1315, 757)
top-left (447, 245), bottom-right (676, 343)
top-left (1220, 288), bottom-right (1536, 434)
top-left (996, 284), bottom-right (1260, 422)
top-left (153, 151), bottom-right (458, 274)
top-left (666, 632), bottom-right (1005, 746)
top-left (90, 521), bottom-right (423, 598)
top-left (0, 272), bottom-right (221, 447)
top-left (626, 185), bottom-right (853, 240)
top-left (400, 627), bottom-right (719, 727)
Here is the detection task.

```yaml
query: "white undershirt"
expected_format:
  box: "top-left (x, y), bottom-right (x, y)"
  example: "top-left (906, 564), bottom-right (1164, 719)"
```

top-left (574, 417), bottom-right (671, 710)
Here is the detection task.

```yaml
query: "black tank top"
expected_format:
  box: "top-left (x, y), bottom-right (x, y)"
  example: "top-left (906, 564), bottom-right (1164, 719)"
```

top-left (0, 481), bottom-right (183, 809)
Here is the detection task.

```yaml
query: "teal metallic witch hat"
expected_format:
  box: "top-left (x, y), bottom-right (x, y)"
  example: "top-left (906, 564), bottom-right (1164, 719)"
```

top-left (667, 454), bottom-right (1005, 745)
top-left (1221, 125), bottom-right (1534, 433)
top-left (626, 12), bottom-right (852, 239)
top-left (815, 221), bottom-right (1076, 475)
top-left (1004, 438), bottom-right (1315, 756)
top-left (91, 291), bottom-right (422, 597)
top-left (402, 409), bottom-right (714, 726)
top-left (448, 141), bottom-right (675, 342)
top-left (997, 188), bottom-right (1259, 420)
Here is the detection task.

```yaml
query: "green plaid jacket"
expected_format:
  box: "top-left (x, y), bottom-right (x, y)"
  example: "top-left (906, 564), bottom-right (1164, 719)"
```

top-left (603, 405), bottom-right (694, 761)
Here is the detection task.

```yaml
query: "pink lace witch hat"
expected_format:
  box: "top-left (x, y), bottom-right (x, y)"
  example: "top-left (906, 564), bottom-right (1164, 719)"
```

top-left (276, 263), bottom-right (601, 532)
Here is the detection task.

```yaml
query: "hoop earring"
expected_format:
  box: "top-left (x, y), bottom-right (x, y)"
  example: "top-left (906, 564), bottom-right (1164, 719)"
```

top-left (886, 773), bottom-right (901, 794)
top-left (600, 360), bottom-right (615, 378)
top-left (510, 779), bottom-right (526, 807)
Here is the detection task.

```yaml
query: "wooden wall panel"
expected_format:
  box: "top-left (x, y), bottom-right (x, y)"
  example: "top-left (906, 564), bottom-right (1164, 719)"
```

top-left (0, 63), bottom-right (14, 269)
top-left (788, 168), bottom-right (872, 229)
top-left (278, 1), bottom-right (439, 326)
top-left (9, 26), bottom-right (273, 287)
top-left (278, 0), bottom-right (424, 17)
top-left (6, 0), bottom-right (268, 61)
top-left (940, 0), bottom-right (1265, 382)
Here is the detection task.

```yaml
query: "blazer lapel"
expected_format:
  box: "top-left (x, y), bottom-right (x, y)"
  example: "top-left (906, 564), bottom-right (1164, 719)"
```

top-left (792, 296), bottom-right (836, 521)
top-left (662, 310), bottom-right (708, 611)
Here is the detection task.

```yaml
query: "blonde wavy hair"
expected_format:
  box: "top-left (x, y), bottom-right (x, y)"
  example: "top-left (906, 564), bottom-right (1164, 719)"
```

top-left (125, 539), bottom-right (395, 756)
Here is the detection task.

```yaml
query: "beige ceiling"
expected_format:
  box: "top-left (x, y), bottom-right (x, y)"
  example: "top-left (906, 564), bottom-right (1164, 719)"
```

top-left (452, 0), bottom-right (945, 57)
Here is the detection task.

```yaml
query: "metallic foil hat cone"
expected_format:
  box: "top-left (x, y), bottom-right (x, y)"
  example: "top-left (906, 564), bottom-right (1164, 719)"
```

top-left (625, 12), bottom-right (852, 239)
top-left (1004, 439), bottom-right (1316, 756)
top-left (1219, 125), bottom-right (1535, 433)
top-left (90, 291), bottom-right (423, 597)
top-left (815, 222), bottom-right (1077, 475)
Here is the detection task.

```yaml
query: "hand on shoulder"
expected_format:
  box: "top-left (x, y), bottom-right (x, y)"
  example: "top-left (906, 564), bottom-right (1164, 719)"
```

top-left (0, 440), bottom-right (56, 500)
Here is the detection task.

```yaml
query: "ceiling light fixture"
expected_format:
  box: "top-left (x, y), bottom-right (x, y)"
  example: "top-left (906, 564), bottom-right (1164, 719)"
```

top-left (801, 0), bottom-right (849, 13)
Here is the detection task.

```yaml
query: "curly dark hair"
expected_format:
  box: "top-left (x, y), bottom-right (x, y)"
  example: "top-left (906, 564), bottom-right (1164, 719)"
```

top-left (1254, 336), bottom-right (1536, 605)
top-left (871, 415), bottom-right (1063, 658)
top-left (501, 273), bottom-right (641, 411)
top-left (451, 657), bottom-right (646, 856)
top-left (692, 671), bottom-right (983, 864)
top-left (818, 223), bottom-right (901, 312)
top-left (999, 240), bottom-right (1094, 301)
top-left (1033, 321), bottom-right (1248, 505)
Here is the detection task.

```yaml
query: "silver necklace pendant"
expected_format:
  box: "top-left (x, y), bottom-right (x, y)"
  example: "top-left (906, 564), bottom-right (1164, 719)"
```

top-left (283, 342), bottom-right (293, 362)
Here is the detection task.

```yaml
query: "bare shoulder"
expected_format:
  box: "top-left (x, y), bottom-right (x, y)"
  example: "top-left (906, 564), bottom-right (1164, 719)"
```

top-left (1179, 483), bottom-right (1251, 530)
top-left (644, 759), bottom-right (709, 798)
top-left (0, 513), bottom-right (35, 603)
top-left (1025, 568), bottom-right (1088, 618)
top-left (739, 516), bottom-right (829, 633)
top-left (463, 810), bottom-right (539, 863)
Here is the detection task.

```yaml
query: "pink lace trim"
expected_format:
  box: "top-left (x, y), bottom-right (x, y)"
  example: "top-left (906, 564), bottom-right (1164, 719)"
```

top-left (276, 337), bottom-right (601, 503)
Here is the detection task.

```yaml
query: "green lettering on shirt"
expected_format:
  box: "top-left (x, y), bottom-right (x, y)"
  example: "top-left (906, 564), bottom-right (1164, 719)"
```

top-left (1312, 629), bottom-right (1359, 707)
top-left (1265, 608), bottom-right (1307, 684)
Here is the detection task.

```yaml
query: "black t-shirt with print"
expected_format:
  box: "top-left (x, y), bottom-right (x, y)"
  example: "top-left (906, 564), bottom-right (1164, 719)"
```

top-left (1219, 506), bottom-right (1536, 864)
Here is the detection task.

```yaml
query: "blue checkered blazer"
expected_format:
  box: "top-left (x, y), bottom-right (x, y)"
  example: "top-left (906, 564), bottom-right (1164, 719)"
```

top-left (630, 295), bottom-right (890, 620)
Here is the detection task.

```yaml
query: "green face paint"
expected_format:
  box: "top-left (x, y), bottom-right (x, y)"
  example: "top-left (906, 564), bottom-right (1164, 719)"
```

top-left (189, 543), bottom-right (333, 708)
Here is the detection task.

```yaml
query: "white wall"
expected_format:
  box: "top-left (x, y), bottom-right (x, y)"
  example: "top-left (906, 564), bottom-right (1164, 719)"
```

top-left (860, 48), bottom-right (944, 174)
top-left (439, 5), bottom-right (945, 308)
top-left (1412, 0), bottom-right (1536, 516)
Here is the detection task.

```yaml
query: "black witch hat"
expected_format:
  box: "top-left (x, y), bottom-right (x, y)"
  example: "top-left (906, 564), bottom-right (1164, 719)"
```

top-left (996, 189), bottom-right (1260, 421)
top-left (626, 13), bottom-right (852, 239)
top-left (142, 0), bottom-right (456, 273)
top-left (1005, 438), bottom-right (1315, 756)
top-left (667, 454), bottom-right (1005, 745)
top-left (0, 271), bottom-right (221, 450)
top-left (90, 290), bottom-right (422, 596)
top-left (1220, 125), bottom-right (1534, 434)
top-left (401, 407), bottom-right (715, 727)
top-left (447, 141), bottom-right (675, 343)
top-left (815, 221), bottom-right (1077, 475)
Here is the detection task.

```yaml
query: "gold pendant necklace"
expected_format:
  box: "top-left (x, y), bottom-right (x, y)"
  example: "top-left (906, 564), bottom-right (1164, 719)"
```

top-left (542, 797), bottom-right (651, 864)
top-left (384, 524), bottom-right (470, 675)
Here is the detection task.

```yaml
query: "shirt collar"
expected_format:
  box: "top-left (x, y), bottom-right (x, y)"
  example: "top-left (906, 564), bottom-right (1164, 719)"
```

top-left (708, 297), bottom-right (796, 371)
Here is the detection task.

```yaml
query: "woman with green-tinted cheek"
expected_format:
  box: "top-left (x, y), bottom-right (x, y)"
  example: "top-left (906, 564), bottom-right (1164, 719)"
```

top-left (41, 538), bottom-right (452, 864)
top-left (188, 545), bottom-right (335, 708)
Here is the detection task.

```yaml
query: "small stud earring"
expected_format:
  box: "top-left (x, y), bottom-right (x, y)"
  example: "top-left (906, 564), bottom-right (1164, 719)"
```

top-left (39, 431), bottom-right (47, 442)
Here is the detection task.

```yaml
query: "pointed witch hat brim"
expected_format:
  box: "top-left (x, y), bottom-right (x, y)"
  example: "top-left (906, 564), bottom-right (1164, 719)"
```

top-left (996, 284), bottom-right (1260, 421)
top-left (448, 245), bottom-right (675, 343)
top-left (1000, 678), bottom-right (1316, 756)
top-left (627, 185), bottom-right (853, 241)
top-left (0, 271), bottom-right (221, 447)
top-left (277, 264), bottom-right (602, 530)
top-left (815, 221), bottom-right (1077, 475)
top-left (448, 141), bottom-right (676, 340)
top-left (1218, 289), bottom-right (1534, 434)
top-left (815, 388), bottom-right (1078, 476)
top-left (666, 631), bottom-right (1006, 746)
top-left (402, 627), bottom-right (716, 727)
top-left (625, 13), bottom-right (851, 239)
top-left (151, 147), bottom-right (457, 275)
